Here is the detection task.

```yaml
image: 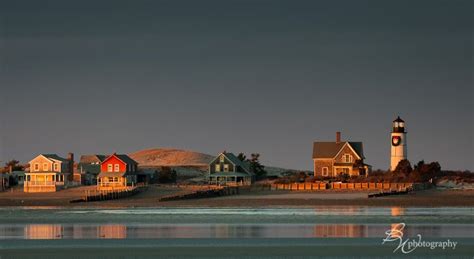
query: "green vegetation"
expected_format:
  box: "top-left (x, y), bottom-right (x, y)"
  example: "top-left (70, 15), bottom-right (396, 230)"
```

top-left (157, 167), bottom-right (177, 183)
top-left (237, 152), bottom-right (267, 180)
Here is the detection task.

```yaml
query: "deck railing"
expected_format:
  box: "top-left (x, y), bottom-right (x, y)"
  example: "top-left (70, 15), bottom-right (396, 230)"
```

top-left (98, 182), bottom-right (123, 187)
top-left (24, 181), bottom-right (57, 186)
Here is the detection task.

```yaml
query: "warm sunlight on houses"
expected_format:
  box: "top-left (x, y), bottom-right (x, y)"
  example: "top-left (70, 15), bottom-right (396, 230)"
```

top-left (97, 153), bottom-right (138, 191)
top-left (24, 154), bottom-right (74, 193)
top-left (313, 132), bottom-right (371, 177)
top-left (208, 152), bottom-right (254, 186)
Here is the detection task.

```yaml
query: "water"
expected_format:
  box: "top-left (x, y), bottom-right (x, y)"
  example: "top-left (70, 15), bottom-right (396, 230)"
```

top-left (0, 206), bottom-right (473, 258)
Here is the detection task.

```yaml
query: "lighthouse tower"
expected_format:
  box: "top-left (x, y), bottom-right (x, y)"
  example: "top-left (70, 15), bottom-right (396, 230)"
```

top-left (390, 116), bottom-right (407, 171)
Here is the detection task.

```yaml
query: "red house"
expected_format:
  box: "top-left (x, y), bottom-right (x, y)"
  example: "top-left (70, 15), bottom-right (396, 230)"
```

top-left (97, 153), bottom-right (138, 191)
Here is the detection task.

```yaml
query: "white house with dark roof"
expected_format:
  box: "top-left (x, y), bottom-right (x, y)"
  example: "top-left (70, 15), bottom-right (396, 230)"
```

top-left (24, 153), bottom-right (74, 192)
top-left (208, 152), bottom-right (254, 186)
top-left (313, 132), bottom-right (371, 177)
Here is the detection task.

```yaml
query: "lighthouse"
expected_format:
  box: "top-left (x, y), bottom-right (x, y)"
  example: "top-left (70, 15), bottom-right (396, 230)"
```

top-left (390, 116), bottom-right (407, 171)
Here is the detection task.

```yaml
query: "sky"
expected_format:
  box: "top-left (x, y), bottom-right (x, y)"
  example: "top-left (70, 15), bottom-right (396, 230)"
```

top-left (0, 0), bottom-right (472, 171)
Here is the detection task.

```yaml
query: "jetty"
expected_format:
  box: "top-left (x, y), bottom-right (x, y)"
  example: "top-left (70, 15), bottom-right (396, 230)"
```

top-left (159, 186), bottom-right (240, 202)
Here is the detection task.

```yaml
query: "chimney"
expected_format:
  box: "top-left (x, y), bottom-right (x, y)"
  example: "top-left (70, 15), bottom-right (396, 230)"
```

top-left (68, 153), bottom-right (74, 181)
top-left (336, 132), bottom-right (341, 143)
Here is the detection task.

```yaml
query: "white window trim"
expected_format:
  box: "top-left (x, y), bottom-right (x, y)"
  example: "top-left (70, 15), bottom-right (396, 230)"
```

top-left (34, 163), bottom-right (39, 171)
top-left (224, 164), bottom-right (229, 172)
top-left (343, 154), bottom-right (353, 163)
top-left (53, 163), bottom-right (59, 171)
top-left (114, 164), bottom-right (120, 172)
top-left (219, 155), bottom-right (225, 163)
top-left (322, 167), bottom-right (329, 176)
top-left (107, 164), bottom-right (113, 172)
top-left (215, 164), bottom-right (221, 172)
top-left (43, 163), bottom-right (48, 171)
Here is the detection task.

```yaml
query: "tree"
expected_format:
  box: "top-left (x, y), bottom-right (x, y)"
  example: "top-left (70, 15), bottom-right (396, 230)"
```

top-left (237, 153), bottom-right (246, 162)
top-left (393, 159), bottom-right (412, 176)
top-left (412, 160), bottom-right (441, 182)
top-left (4, 160), bottom-right (22, 172)
top-left (249, 153), bottom-right (267, 180)
top-left (157, 167), bottom-right (177, 183)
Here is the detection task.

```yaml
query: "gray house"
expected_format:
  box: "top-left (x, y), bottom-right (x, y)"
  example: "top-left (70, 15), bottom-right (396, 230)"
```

top-left (77, 155), bottom-right (106, 185)
top-left (208, 152), bottom-right (254, 186)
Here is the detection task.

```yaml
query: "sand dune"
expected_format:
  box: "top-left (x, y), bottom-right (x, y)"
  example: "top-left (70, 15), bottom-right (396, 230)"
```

top-left (129, 148), bottom-right (214, 167)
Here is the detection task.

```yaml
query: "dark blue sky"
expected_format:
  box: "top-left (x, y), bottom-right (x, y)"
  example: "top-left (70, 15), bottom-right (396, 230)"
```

top-left (1, 0), bottom-right (472, 170)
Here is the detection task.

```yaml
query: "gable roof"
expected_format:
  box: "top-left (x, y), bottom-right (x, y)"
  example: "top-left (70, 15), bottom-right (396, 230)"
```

top-left (41, 154), bottom-right (69, 163)
top-left (102, 153), bottom-right (138, 165)
top-left (312, 142), bottom-right (364, 159)
top-left (210, 152), bottom-right (252, 175)
top-left (79, 154), bottom-right (107, 164)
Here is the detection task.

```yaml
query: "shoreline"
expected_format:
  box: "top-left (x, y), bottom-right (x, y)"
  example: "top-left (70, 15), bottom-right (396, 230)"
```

top-left (1, 185), bottom-right (473, 208)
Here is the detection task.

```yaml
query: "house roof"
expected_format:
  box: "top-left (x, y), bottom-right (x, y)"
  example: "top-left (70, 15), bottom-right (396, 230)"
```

top-left (11, 171), bottom-right (26, 176)
top-left (41, 154), bottom-right (69, 162)
top-left (226, 153), bottom-right (251, 172)
top-left (79, 164), bottom-right (101, 175)
top-left (211, 152), bottom-right (253, 175)
top-left (103, 153), bottom-right (138, 165)
top-left (312, 142), bottom-right (364, 159)
top-left (79, 155), bottom-right (106, 164)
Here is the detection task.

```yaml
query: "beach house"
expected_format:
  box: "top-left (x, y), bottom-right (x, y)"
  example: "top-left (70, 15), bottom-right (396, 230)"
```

top-left (313, 132), bottom-right (371, 177)
top-left (208, 152), bottom-right (254, 186)
top-left (24, 153), bottom-right (74, 192)
top-left (97, 153), bottom-right (138, 191)
top-left (77, 154), bottom-right (107, 185)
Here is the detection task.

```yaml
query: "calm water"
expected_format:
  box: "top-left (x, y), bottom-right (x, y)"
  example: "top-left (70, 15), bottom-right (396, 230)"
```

top-left (0, 207), bottom-right (473, 258)
top-left (0, 223), bottom-right (472, 240)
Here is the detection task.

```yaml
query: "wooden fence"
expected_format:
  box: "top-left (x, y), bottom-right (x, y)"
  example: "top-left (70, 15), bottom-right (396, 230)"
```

top-left (268, 182), bottom-right (428, 191)
top-left (70, 186), bottom-right (145, 203)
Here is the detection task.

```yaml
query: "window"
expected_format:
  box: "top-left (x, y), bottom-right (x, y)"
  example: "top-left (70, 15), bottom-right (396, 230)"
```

top-left (43, 163), bottom-right (48, 171)
top-left (114, 164), bottom-right (120, 172)
top-left (53, 163), bottom-right (59, 171)
top-left (343, 154), bottom-right (353, 163)
top-left (223, 164), bottom-right (229, 172)
top-left (219, 155), bottom-right (225, 163)
top-left (322, 167), bottom-right (329, 176)
top-left (34, 163), bottom-right (39, 171)
top-left (215, 164), bottom-right (221, 172)
top-left (342, 168), bottom-right (350, 175)
top-left (107, 164), bottom-right (113, 172)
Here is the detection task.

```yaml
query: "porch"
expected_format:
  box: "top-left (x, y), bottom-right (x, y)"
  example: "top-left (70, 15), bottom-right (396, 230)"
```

top-left (23, 173), bottom-right (66, 193)
top-left (97, 174), bottom-right (136, 191)
top-left (209, 172), bottom-right (252, 186)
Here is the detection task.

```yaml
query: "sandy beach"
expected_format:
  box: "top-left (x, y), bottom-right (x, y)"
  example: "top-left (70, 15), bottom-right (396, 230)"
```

top-left (1, 185), bottom-right (473, 208)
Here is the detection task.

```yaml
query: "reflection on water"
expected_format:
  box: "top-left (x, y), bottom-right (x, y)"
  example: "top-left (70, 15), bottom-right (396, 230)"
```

top-left (55, 206), bottom-right (471, 217)
top-left (0, 223), bottom-right (472, 240)
top-left (390, 207), bottom-right (405, 217)
top-left (25, 224), bottom-right (63, 239)
top-left (314, 224), bottom-right (366, 238)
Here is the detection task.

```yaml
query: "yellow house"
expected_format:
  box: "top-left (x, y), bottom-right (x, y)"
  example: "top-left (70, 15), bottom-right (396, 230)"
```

top-left (24, 154), bottom-right (73, 193)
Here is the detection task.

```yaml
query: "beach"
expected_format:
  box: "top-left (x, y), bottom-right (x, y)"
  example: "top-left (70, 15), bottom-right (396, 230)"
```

top-left (0, 185), bottom-right (473, 208)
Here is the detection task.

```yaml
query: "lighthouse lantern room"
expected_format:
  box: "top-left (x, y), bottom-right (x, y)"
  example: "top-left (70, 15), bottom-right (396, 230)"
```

top-left (390, 116), bottom-right (407, 171)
